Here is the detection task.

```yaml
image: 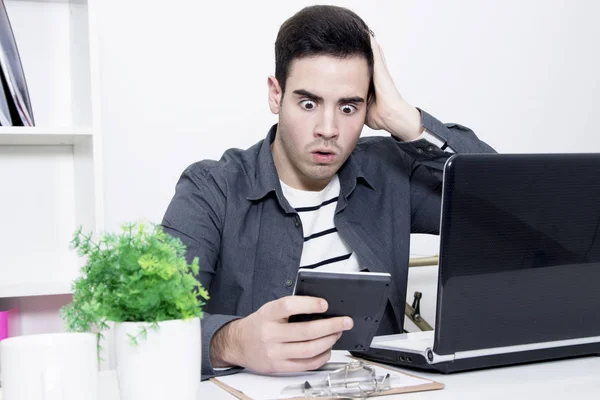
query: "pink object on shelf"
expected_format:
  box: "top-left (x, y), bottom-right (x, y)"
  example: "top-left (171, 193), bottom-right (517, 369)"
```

top-left (0, 311), bottom-right (8, 340)
top-left (0, 307), bottom-right (20, 341)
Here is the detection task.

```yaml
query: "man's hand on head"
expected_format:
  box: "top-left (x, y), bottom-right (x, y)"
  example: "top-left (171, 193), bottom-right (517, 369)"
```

top-left (209, 296), bottom-right (353, 374)
top-left (365, 34), bottom-right (424, 141)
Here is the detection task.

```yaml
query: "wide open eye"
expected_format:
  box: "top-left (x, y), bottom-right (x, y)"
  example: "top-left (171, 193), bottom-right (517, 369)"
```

top-left (340, 104), bottom-right (357, 115)
top-left (299, 100), bottom-right (317, 111)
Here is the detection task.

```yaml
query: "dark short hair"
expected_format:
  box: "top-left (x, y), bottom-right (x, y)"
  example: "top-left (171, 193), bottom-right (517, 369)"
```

top-left (275, 5), bottom-right (374, 101)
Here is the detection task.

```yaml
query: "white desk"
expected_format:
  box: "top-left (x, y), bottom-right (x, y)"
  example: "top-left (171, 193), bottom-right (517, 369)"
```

top-left (98, 351), bottom-right (600, 399)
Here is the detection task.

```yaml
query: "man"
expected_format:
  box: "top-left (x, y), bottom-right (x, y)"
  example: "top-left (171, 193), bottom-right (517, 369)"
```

top-left (162, 5), bottom-right (495, 379)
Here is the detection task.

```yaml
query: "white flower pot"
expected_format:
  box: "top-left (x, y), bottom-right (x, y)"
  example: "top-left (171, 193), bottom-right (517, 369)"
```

top-left (114, 317), bottom-right (201, 400)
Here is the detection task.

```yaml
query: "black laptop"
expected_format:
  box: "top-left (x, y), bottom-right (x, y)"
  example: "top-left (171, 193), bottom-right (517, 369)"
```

top-left (354, 153), bottom-right (600, 373)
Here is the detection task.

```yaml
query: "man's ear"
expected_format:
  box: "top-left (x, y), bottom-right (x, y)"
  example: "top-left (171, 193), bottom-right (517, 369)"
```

top-left (267, 76), bottom-right (283, 114)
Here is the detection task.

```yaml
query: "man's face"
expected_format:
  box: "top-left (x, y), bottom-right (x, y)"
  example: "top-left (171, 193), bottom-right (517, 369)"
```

top-left (268, 55), bottom-right (370, 191)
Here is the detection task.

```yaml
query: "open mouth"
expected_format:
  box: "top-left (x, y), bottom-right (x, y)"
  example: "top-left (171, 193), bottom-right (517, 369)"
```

top-left (312, 151), bottom-right (336, 163)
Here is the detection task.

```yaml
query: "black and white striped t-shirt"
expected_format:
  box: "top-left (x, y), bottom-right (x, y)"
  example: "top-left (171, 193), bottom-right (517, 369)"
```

top-left (280, 175), bottom-right (361, 272)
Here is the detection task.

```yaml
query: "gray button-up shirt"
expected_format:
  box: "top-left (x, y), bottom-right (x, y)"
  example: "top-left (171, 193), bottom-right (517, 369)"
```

top-left (161, 109), bottom-right (496, 379)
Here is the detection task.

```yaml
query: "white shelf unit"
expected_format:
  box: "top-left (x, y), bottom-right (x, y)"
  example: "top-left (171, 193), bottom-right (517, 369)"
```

top-left (0, 127), bottom-right (93, 145)
top-left (0, 0), bottom-right (103, 336)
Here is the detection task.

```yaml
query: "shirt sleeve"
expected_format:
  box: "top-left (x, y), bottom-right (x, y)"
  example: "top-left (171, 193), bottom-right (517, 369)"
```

top-left (392, 108), bottom-right (497, 234)
top-left (407, 129), bottom-right (455, 153)
top-left (161, 164), bottom-right (242, 380)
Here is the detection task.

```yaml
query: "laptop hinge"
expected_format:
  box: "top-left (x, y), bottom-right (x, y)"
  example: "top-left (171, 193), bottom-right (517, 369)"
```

top-left (426, 348), bottom-right (455, 364)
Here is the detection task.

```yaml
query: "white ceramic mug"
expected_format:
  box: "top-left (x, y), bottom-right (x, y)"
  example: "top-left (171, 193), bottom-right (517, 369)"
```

top-left (0, 332), bottom-right (98, 400)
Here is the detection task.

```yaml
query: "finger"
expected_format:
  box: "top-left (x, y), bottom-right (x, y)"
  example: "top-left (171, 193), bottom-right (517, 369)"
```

top-left (280, 348), bottom-right (333, 373)
top-left (370, 34), bottom-right (386, 70)
top-left (369, 35), bottom-right (399, 98)
top-left (279, 332), bottom-right (341, 360)
top-left (280, 316), bottom-right (353, 342)
top-left (260, 296), bottom-right (328, 321)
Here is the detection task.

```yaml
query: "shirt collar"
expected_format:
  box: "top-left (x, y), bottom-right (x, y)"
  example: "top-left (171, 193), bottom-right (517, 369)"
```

top-left (246, 124), bottom-right (375, 207)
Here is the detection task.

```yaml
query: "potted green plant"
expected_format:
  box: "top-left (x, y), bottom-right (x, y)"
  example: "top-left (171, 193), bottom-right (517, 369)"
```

top-left (60, 221), bottom-right (209, 400)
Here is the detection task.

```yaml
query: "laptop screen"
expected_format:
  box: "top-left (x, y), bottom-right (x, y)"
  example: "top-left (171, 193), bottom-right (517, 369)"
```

top-left (435, 153), bottom-right (600, 354)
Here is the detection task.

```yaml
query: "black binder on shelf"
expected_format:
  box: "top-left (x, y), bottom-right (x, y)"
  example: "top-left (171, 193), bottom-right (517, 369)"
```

top-left (0, 0), bottom-right (34, 126)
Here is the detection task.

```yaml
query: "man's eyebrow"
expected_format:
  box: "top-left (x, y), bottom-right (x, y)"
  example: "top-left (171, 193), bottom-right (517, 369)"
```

top-left (339, 96), bottom-right (365, 103)
top-left (293, 89), bottom-right (323, 102)
top-left (293, 89), bottom-right (366, 104)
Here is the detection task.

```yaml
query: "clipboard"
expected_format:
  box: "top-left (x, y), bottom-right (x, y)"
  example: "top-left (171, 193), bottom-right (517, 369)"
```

top-left (210, 358), bottom-right (444, 399)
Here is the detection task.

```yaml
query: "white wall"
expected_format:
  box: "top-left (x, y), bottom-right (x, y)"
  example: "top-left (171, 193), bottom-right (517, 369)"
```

top-left (95, 0), bottom-right (600, 329)
top-left (96, 0), bottom-right (600, 234)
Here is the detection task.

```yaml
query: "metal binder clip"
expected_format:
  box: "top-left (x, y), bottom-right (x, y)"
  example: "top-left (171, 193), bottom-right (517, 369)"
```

top-left (281, 361), bottom-right (396, 398)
